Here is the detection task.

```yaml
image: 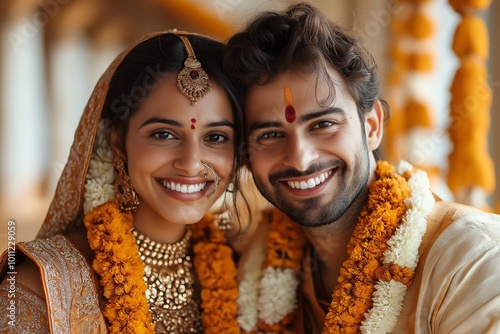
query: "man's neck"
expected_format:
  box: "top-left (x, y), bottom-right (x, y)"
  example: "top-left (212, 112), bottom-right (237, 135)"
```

top-left (303, 188), bottom-right (368, 300)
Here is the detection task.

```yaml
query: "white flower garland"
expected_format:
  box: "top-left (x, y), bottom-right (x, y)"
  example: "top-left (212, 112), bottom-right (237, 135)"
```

top-left (83, 120), bottom-right (115, 214)
top-left (236, 224), bottom-right (301, 332)
top-left (360, 161), bottom-right (434, 333)
top-left (258, 267), bottom-right (299, 325)
top-left (237, 227), bottom-right (267, 332)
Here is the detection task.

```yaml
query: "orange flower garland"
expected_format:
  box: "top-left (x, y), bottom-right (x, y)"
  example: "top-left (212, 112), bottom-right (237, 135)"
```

top-left (85, 200), bottom-right (239, 333)
top-left (84, 200), bottom-right (155, 334)
top-left (323, 161), bottom-right (411, 333)
top-left (191, 214), bottom-right (240, 334)
top-left (263, 209), bottom-right (307, 273)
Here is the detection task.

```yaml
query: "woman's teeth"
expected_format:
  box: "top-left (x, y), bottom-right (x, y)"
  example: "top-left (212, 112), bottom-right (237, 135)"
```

top-left (161, 180), bottom-right (206, 194)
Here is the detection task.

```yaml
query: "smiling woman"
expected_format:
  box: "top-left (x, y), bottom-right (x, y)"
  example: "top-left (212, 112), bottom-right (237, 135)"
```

top-left (0, 30), bottom-right (251, 333)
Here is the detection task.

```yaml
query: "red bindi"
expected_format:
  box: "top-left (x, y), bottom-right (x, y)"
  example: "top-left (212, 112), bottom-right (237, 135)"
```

top-left (285, 105), bottom-right (296, 123)
top-left (284, 85), bottom-right (296, 123)
top-left (190, 118), bottom-right (196, 129)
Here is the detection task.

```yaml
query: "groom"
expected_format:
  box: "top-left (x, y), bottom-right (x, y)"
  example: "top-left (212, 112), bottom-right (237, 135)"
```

top-left (225, 2), bottom-right (500, 333)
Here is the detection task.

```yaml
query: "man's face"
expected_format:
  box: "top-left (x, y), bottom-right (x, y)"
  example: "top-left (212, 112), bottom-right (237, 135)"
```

top-left (245, 68), bottom-right (380, 227)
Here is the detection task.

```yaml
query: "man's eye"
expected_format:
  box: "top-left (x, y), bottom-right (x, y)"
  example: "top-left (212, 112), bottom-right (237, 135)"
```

top-left (312, 121), bottom-right (334, 129)
top-left (258, 132), bottom-right (283, 140)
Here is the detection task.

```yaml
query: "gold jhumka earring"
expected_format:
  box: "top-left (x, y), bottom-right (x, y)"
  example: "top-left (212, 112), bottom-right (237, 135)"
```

top-left (176, 35), bottom-right (212, 105)
top-left (113, 155), bottom-right (140, 212)
top-left (215, 211), bottom-right (233, 231)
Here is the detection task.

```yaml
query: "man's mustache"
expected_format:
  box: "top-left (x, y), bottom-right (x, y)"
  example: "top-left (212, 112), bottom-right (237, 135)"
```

top-left (268, 159), bottom-right (345, 182)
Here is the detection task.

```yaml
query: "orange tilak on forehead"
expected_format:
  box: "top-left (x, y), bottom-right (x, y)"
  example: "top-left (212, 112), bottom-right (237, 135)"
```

top-left (284, 85), bottom-right (296, 123)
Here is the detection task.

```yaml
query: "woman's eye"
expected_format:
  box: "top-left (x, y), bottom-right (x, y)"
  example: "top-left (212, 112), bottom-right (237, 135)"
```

top-left (152, 130), bottom-right (175, 140)
top-left (205, 133), bottom-right (229, 144)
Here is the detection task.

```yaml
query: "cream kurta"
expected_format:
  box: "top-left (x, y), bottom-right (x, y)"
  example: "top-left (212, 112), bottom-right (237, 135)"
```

top-left (298, 200), bottom-right (500, 333)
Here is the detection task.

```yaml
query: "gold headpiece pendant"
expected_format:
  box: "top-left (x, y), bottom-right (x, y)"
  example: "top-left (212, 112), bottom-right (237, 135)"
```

top-left (176, 35), bottom-right (212, 105)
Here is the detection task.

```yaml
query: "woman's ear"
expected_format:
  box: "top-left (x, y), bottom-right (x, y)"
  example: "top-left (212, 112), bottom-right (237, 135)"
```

top-left (364, 100), bottom-right (384, 151)
top-left (109, 130), bottom-right (126, 160)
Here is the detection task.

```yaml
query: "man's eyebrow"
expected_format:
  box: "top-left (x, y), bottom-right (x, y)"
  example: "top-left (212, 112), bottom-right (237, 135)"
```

top-left (299, 107), bottom-right (345, 123)
top-left (248, 121), bottom-right (284, 133)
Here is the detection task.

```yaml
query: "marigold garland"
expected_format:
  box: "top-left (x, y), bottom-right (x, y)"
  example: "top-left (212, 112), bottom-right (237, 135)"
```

top-left (361, 161), bottom-right (434, 333)
top-left (191, 214), bottom-right (240, 334)
top-left (84, 200), bottom-right (155, 334)
top-left (323, 161), bottom-right (411, 333)
top-left (84, 200), bottom-right (240, 333)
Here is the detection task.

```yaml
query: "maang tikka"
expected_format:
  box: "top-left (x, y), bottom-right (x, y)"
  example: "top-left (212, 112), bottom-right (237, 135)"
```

top-left (176, 35), bottom-right (212, 105)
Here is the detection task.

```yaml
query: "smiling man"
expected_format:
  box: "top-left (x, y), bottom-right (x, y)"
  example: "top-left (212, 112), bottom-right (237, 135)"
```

top-left (225, 2), bottom-right (500, 333)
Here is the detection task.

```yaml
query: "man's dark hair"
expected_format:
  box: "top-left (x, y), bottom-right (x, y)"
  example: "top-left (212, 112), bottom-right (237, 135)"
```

top-left (224, 2), bottom-right (390, 159)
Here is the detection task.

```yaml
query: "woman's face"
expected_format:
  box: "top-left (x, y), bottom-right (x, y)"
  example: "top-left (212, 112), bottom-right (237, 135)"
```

top-left (115, 73), bottom-right (235, 226)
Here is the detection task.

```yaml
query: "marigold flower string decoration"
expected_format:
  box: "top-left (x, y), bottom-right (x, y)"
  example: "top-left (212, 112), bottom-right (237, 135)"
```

top-left (383, 0), bottom-right (440, 185)
top-left (447, 0), bottom-right (495, 209)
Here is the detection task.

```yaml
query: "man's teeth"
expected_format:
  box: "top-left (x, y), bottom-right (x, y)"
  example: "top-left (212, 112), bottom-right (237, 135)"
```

top-left (162, 181), bottom-right (206, 194)
top-left (287, 171), bottom-right (332, 190)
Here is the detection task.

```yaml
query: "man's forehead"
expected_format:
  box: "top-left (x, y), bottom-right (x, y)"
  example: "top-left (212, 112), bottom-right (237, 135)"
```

top-left (245, 69), bottom-right (346, 112)
top-left (247, 72), bottom-right (320, 106)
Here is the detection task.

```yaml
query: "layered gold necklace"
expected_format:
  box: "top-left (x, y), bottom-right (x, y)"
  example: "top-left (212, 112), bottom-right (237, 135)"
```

top-left (84, 200), bottom-right (240, 334)
top-left (131, 227), bottom-right (202, 333)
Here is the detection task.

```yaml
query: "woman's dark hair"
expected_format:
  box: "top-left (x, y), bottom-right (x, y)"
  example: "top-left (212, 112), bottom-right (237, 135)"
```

top-left (102, 33), bottom-right (250, 235)
top-left (224, 2), bottom-right (390, 159)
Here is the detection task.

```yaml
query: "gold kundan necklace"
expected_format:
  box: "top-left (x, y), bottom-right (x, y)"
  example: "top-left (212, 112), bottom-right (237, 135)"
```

top-left (84, 200), bottom-right (240, 334)
top-left (131, 227), bottom-right (202, 333)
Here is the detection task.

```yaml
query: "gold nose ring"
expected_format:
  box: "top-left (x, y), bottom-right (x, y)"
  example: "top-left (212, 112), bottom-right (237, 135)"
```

top-left (201, 160), bottom-right (221, 198)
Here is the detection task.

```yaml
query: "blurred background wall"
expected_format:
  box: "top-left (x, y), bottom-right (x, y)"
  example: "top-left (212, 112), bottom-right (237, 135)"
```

top-left (0, 0), bottom-right (498, 250)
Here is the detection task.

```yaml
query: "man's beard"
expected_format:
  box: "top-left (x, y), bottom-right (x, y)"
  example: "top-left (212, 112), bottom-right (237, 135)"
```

top-left (252, 148), bottom-right (370, 228)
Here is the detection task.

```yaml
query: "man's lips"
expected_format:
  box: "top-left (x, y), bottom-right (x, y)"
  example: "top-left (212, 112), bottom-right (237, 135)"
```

top-left (283, 170), bottom-right (333, 190)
